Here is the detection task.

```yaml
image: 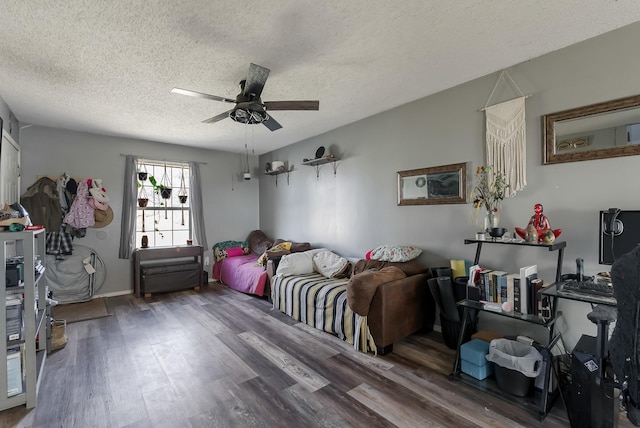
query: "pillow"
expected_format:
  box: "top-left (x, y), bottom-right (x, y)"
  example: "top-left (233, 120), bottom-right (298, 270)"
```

top-left (213, 240), bottom-right (249, 262)
top-left (273, 239), bottom-right (311, 254)
top-left (313, 250), bottom-right (350, 278)
top-left (246, 230), bottom-right (273, 255)
top-left (347, 267), bottom-right (407, 316)
top-left (368, 244), bottom-right (422, 263)
top-left (276, 248), bottom-right (327, 277)
top-left (256, 241), bottom-right (292, 266)
top-left (291, 242), bottom-right (312, 253)
top-left (226, 247), bottom-right (244, 258)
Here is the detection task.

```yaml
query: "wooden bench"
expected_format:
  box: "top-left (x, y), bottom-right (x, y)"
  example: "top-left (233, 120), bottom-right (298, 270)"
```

top-left (133, 245), bottom-right (204, 297)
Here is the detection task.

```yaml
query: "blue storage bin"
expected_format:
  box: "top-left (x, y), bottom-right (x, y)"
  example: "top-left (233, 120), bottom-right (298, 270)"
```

top-left (461, 339), bottom-right (490, 365)
top-left (461, 359), bottom-right (494, 380)
top-left (460, 339), bottom-right (494, 380)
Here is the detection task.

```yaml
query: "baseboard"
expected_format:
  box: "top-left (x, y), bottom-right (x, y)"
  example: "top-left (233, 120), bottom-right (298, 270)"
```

top-left (94, 278), bottom-right (218, 298)
top-left (93, 290), bottom-right (133, 298)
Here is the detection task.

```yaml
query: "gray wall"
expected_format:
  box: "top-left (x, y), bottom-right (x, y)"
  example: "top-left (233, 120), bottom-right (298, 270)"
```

top-left (259, 22), bottom-right (640, 349)
top-left (19, 126), bottom-right (260, 296)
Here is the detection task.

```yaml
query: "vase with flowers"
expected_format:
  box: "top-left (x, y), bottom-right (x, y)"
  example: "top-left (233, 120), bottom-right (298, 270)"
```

top-left (471, 166), bottom-right (509, 232)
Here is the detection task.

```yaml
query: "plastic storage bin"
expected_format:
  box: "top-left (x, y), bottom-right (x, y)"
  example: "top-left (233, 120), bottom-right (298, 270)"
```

top-left (461, 339), bottom-right (494, 380)
top-left (486, 338), bottom-right (543, 397)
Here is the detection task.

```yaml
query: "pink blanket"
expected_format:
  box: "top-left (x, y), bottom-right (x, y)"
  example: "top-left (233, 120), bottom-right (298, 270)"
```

top-left (216, 254), bottom-right (267, 296)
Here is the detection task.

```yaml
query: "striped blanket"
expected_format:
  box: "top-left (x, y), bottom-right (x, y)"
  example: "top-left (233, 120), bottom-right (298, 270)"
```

top-left (272, 273), bottom-right (376, 352)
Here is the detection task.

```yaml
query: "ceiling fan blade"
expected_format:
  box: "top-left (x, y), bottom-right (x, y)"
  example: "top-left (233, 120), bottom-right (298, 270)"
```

top-left (171, 87), bottom-right (236, 104)
top-left (262, 115), bottom-right (282, 131)
top-left (202, 110), bottom-right (232, 124)
top-left (264, 100), bottom-right (320, 111)
top-left (243, 63), bottom-right (270, 98)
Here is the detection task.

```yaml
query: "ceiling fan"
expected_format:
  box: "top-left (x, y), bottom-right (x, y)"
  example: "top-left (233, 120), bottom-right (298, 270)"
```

top-left (171, 63), bottom-right (319, 131)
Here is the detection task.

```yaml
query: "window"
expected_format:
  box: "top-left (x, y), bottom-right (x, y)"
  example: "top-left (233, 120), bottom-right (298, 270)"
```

top-left (136, 160), bottom-right (190, 247)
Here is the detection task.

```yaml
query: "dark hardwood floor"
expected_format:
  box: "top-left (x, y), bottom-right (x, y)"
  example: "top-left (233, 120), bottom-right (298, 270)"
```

top-left (1, 282), bottom-right (634, 427)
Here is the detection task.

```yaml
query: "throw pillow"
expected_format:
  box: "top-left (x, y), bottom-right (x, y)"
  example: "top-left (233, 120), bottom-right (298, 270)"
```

top-left (276, 248), bottom-right (327, 277)
top-left (369, 244), bottom-right (422, 263)
top-left (246, 230), bottom-right (273, 255)
top-left (213, 240), bottom-right (249, 262)
top-left (226, 247), bottom-right (244, 258)
top-left (313, 250), bottom-right (350, 278)
top-left (256, 241), bottom-right (292, 266)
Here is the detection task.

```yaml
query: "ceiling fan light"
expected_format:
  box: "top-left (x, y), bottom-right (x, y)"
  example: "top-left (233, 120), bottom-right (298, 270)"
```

top-left (229, 107), bottom-right (267, 124)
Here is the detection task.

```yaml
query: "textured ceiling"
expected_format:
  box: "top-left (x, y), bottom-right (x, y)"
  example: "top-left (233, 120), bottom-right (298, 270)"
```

top-left (0, 1), bottom-right (639, 155)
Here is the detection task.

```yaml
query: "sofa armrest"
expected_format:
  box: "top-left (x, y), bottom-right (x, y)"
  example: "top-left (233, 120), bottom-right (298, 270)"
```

top-left (367, 272), bottom-right (435, 349)
top-left (266, 257), bottom-right (283, 285)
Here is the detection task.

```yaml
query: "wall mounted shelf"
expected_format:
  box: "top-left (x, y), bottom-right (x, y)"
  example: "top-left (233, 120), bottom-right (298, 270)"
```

top-left (265, 169), bottom-right (290, 186)
top-left (301, 156), bottom-right (338, 178)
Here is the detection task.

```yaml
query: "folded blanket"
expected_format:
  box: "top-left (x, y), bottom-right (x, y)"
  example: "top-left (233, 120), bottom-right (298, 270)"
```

top-left (353, 259), bottom-right (429, 277)
top-left (347, 266), bottom-right (406, 316)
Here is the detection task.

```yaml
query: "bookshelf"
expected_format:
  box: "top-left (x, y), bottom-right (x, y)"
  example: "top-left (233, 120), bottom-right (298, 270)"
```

top-left (449, 237), bottom-right (567, 420)
top-left (0, 229), bottom-right (49, 411)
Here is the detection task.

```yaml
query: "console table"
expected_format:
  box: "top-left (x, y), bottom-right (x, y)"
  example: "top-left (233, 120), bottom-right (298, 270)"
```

top-left (449, 238), bottom-right (567, 420)
top-left (133, 245), bottom-right (204, 297)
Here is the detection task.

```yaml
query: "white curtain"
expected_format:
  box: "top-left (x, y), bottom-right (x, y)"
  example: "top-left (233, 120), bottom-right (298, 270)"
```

top-left (118, 155), bottom-right (138, 259)
top-left (189, 161), bottom-right (208, 249)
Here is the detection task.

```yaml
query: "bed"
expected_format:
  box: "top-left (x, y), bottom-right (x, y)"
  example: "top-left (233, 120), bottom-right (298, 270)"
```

top-left (212, 230), bottom-right (313, 298)
top-left (215, 253), bottom-right (268, 296)
top-left (271, 272), bottom-right (376, 352)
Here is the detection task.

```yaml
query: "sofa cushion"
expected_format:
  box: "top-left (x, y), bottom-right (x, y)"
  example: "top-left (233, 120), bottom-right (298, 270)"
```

top-left (256, 241), bottom-right (292, 266)
top-left (276, 248), bottom-right (327, 277)
top-left (347, 266), bottom-right (407, 316)
top-left (353, 259), bottom-right (429, 277)
top-left (313, 250), bottom-right (350, 278)
top-left (369, 244), bottom-right (422, 262)
top-left (273, 239), bottom-right (312, 253)
top-left (246, 230), bottom-right (273, 256)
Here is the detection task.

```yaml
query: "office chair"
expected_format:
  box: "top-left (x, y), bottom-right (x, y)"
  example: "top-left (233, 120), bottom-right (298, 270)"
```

top-left (610, 245), bottom-right (640, 425)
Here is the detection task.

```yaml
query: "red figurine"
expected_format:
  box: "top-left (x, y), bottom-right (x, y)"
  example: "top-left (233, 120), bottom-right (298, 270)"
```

top-left (515, 203), bottom-right (562, 243)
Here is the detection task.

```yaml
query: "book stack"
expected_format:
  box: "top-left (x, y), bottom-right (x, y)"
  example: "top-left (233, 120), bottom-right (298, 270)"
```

top-left (468, 264), bottom-right (550, 316)
top-left (5, 296), bottom-right (23, 342)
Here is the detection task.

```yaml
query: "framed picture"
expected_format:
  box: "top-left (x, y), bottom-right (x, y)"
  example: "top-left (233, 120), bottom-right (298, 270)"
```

top-left (397, 162), bottom-right (467, 205)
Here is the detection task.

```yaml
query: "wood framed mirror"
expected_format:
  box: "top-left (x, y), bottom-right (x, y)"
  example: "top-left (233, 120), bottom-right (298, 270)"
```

top-left (543, 94), bottom-right (640, 164)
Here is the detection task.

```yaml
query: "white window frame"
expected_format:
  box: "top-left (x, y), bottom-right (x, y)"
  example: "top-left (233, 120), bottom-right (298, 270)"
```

top-left (135, 159), bottom-right (191, 248)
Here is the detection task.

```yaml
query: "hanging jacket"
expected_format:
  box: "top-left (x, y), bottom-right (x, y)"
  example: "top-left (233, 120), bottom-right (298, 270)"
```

top-left (20, 177), bottom-right (62, 231)
top-left (64, 181), bottom-right (95, 229)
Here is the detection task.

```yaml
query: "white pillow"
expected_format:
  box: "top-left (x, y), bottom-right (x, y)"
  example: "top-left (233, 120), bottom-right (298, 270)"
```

top-left (276, 248), bottom-right (327, 277)
top-left (313, 250), bottom-right (350, 278)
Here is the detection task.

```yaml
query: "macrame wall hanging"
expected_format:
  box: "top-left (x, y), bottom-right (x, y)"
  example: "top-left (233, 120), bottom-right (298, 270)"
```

top-left (481, 70), bottom-right (530, 197)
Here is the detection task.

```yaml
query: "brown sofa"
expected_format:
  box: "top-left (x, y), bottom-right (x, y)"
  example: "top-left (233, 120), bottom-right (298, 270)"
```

top-left (350, 259), bottom-right (436, 354)
top-left (267, 257), bottom-right (435, 355)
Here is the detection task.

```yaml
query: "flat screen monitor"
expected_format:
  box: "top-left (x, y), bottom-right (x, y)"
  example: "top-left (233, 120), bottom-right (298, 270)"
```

top-left (599, 209), bottom-right (640, 265)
